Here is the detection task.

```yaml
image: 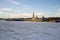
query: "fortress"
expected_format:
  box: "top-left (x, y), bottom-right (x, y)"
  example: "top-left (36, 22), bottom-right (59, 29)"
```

top-left (5, 12), bottom-right (60, 22)
top-left (20, 12), bottom-right (60, 22)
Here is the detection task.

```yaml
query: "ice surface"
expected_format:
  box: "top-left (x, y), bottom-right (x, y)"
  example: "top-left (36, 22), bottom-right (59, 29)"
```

top-left (0, 21), bottom-right (60, 40)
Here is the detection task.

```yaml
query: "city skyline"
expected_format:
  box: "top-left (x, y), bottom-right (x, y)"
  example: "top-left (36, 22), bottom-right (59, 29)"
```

top-left (0, 0), bottom-right (60, 18)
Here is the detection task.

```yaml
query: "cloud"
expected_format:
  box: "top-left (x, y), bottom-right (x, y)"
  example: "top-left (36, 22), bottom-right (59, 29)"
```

top-left (0, 8), bottom-right (46, 18)
top-left (50, 8), bottom-right (60, 17)
top-left (55, 8), bottom-right (60, 17)
top-left (23, 5), bottom-right (32, 10)
top-left (0, 8), bottom-right (12, 14)
top-left (0, 10), bottom-right (3, 14)
top-left (6, 0), bottom-right (21, 5)
top-left (0, 8), bottom-right (12, 11)
top-left (6, 12), bottom-right (45, 18)
top-left (58, 8), bottom-right (60, 12)
top-left (8, 13), bottom-right (32, 18)
top-left (24, 7), bottom-right (31, 10)
top-left (53, 13), bottom-right (60, 17)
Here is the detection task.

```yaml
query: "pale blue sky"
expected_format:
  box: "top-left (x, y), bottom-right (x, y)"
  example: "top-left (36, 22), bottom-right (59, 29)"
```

top-left (0, 0), bottom-right (60, 18)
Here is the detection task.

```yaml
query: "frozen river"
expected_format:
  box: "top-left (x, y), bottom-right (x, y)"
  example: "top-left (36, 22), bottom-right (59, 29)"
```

top-left (0, 21), bottom-right (60, 40)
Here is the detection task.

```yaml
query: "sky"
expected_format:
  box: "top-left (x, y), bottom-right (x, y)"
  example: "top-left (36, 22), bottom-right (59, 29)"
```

top-left (0, 0), bottom-right (60, 18)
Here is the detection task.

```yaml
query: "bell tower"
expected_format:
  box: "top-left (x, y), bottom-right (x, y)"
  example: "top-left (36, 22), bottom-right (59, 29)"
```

top-left (32, 12), bottom-right (35, 20)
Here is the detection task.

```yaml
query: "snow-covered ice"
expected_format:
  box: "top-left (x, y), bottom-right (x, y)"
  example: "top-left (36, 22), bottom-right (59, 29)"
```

top-left (0, 21), bottom-right (60, 40)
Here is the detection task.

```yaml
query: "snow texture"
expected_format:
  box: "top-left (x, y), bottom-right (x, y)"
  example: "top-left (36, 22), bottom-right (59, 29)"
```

top-left (0, 21), bottom-right (60, 40)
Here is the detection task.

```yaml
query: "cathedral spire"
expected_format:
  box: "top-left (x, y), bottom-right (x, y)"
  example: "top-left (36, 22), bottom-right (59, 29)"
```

top-left (32, 12), bottom-right (35, 20)
top-left (32, 12), bottom-right (35, 18)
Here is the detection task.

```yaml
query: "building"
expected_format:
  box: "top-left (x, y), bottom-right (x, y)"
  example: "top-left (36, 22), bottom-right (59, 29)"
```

top-left (32, 12), bottom-right (41, 22)
top-left (31, 12), bottom-right (60, 22)
top-left (5, 12), bottom-right (60, 22)
top-left (47, 17), bottom-right (60, 22)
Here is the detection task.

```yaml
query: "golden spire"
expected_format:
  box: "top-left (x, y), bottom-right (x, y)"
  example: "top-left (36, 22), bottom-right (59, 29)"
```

top-left (32, 12), bottom-right (35, 18)
top-left (32, 12), bottom-right (35, 20)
